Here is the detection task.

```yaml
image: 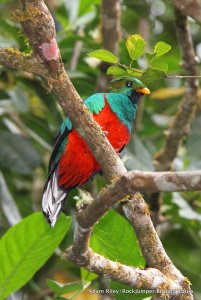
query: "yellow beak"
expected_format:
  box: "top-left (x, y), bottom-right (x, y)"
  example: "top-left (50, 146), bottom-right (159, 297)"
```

top-left (136, 87), bottom-right (151, 95)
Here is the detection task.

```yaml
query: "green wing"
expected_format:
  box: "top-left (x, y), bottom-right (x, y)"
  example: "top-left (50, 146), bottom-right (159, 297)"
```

top-left (48, 93), bottom-right (105, 174)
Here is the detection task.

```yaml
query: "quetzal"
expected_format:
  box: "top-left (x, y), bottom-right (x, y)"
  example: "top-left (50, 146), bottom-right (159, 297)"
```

top-left (42, 76), bottom-right (150, 227)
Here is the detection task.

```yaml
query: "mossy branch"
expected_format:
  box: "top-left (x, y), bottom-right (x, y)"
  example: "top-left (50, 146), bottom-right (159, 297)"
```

top-left (0, 48), bottom-right (46, 76)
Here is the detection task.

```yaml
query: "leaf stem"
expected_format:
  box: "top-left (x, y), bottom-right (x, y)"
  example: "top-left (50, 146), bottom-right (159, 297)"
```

top-left (118, 63), bottom-right (142, 74)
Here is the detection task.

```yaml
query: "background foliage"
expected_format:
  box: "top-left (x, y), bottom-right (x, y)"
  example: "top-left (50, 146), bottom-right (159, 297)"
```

top-left (0, 0), bottom-right (200, 299)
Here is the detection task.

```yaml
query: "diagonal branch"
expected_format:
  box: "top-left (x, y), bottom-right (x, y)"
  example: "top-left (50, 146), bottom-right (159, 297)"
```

top-left (150, 7), bottom-right (199, 226)
top-left (66, 230), bottom-right (183, 296)
top-left (122, 194), bottom-right (182, 279)
top-left (155, 9), bottom-right (199, 171)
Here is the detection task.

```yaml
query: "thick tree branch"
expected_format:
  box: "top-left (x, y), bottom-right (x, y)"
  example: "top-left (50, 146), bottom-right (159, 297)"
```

top-left (172, 0), bottom-right (201, 24)
top-left (122, 194), bottom-right (182, 279)
top-left (0, 1), bottom-right (194, 299)
top-left (122, 195), bottom-right (193, 300)
top-left (76, 170), bottom-right (201, 228)
top-left (125, 170), bottom-right (201, 192)
top-left (67, 246), bottom-right (183, 297)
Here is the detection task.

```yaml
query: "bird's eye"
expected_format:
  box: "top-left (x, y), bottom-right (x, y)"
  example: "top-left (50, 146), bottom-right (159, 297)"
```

top-left (126, 81), bottom-right (133, 87)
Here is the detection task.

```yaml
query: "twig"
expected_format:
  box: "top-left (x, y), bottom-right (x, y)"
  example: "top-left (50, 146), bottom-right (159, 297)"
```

top-left (166, 75), bottom-right (201, 79)
top-left (69, 40), bottom-right (83, 71)
top-left (70, 28), bottom-right (83, 71)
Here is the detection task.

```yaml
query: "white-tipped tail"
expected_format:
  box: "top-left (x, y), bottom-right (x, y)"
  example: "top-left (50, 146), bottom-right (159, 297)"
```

top-left (42, 171), bottom-right (67, 227)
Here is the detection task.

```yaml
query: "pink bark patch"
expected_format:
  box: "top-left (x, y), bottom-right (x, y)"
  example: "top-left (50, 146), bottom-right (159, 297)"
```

top-left (39, 38), bottom-right (59, 60)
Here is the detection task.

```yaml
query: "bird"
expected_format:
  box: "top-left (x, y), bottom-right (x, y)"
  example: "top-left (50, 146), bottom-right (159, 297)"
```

top-left (42, 76), bottom-right (150, 227)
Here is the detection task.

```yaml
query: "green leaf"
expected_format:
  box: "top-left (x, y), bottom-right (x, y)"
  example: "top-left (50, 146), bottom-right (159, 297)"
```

top-left (0, 212), bottom-right (71, 299)
top-left (0, 132), bottom-right (42, 175)
top-left (90, 210), bottom-right (145, 267)
top-left (126, 34), bottom-right (146, 60)
top-left (81, 268), bottom-right (97, 283)
top-left (47, 279), bottom-right (83, 296)
top-left (106, 66), bottom-right (126, 75)
top-left (87, 49), bottom-right (119, 63)
top-left (154, 41), bottom-right (171, 57)
top-left (150, 61), bottom-right (168, 73)
top-left (141, 67), bottom-right (165, 85)
top-left (126, 68), bottom-right (142, 77)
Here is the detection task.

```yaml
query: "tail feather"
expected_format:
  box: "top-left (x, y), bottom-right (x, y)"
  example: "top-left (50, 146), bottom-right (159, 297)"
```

top-left (42, 170), bottom-right (68, 227)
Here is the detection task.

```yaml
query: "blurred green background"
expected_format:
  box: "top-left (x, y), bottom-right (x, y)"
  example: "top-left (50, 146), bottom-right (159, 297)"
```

top-left (0, 0), bottom-right (200, 299)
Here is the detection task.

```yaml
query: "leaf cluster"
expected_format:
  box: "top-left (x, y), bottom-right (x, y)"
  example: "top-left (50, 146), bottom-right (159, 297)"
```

top-left (88, 34), bottom-right (171, 85)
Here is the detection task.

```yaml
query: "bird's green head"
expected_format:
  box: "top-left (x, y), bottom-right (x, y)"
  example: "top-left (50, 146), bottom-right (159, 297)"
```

top-left (109, 76), bottom-right (150, 104)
